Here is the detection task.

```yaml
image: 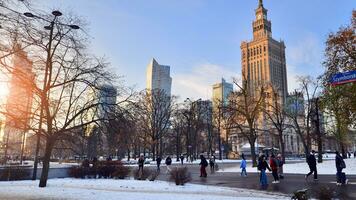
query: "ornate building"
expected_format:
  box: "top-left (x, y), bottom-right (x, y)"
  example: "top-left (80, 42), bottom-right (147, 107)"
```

top-left (240, 0), bottom-right (288, 103)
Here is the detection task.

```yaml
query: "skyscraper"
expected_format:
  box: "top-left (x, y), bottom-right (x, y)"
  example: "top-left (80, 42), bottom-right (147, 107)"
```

top-left (212, 78), bottom-right (233, 110)
top-left (3, 44), bottom-right (34, 158)
top-left (240, 0), bottom-right (288, 103)
top-left (146, 58), bottom-right (172, 96)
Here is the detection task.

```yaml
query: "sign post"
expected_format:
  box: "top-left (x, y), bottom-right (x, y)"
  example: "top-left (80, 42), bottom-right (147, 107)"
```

top-left (329, 70), bottom-right (356, 86)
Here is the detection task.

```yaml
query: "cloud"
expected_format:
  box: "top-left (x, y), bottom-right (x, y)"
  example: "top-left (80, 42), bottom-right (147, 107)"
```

top-left (172, 63), bottom-right (238, 101)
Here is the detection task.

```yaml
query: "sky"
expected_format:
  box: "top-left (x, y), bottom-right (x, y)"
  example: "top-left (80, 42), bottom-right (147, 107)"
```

top-left (1, 0), bottom-right (355, 103)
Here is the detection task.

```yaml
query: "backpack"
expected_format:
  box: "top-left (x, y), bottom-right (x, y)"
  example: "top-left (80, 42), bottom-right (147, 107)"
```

top-left (203, 159), bottom-right (208, 167)
top-left (257, 161), bottom-right (262, 170)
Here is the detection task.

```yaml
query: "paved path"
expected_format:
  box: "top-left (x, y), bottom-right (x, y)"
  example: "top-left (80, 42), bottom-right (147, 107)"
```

top-left (153, 162), bottom-right (356, 199)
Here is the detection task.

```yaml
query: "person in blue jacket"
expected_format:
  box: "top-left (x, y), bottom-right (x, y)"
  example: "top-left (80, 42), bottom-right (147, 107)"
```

top-left (240, 154), bottom-right (247, 177)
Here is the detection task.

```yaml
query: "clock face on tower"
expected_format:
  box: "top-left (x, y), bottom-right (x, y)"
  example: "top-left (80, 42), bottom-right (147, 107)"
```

top-left (257, 14), bottom-right (262, 20)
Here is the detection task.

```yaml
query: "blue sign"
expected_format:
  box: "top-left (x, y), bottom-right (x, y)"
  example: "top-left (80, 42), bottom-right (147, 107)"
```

top-left (330, 70), bottom-right (356, 86)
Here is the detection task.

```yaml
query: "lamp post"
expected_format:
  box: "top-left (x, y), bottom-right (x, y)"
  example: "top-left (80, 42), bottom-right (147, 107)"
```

top-left (24, 10), bottom-right (79, 180)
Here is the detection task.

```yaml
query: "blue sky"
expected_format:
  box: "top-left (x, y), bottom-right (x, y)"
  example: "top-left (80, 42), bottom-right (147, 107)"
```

top-left (32, 0), bottom-right (355, 101)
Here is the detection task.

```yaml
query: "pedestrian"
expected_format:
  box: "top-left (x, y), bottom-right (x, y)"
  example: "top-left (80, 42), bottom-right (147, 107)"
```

top-left (354, 151), bottom-right (356, 159)
top-left (240, 154), bottom-right (247, 177)
top-left (138, 155), bottom-right (145, 178)
top-left (180, 155), bottom-right (184, 165)
top-left (276, 154), bottom-right (284, 179)
top-left (335, 151), bottom-right (348, 185)
top-left (156, 156), bottom-right (162, 172)
top-left (269, 154), bottom-right (279, 183)
top-left (257, 155), bottom-right (271, 187)
top-left (209, 156), bottom-right (215, 173)
top-left (347, 152), bottom-right (351, 159)
top-left (165, 156), bottom-right (172, 173)
top-left (199, 155), bottom-right (208, 177)
top-left (305, 150), bottom-right (318, 181)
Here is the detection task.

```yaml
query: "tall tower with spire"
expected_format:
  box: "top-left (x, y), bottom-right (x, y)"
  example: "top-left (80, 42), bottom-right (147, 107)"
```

top-left (241, 0), bottom-right (288, 103)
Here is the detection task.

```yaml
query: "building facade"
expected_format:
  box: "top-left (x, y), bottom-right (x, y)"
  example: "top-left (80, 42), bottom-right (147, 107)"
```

top-left (146, 58), bottom-right (172, 96)
top-left (3, 44), bottom-right (34, 159)
top-left (212, 78), bottom-right (233, 111)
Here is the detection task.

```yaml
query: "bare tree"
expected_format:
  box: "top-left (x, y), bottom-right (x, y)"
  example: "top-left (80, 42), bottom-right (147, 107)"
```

top-left (286, 76), bottom-right (320, 159)
top-left (131, 89), bottom-right (174, 161)
top-left (228, 78), bottom-right (265, 167)
top-left (263, 86), bottom-right (288, 163)
top-left (0, 4), bottom-right (129, 188)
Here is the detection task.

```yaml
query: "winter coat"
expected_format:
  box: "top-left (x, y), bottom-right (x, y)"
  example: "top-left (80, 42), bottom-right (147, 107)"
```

top-left (240, 159), bottom-right (247, 169)
top-left (200, 157), bottom-right (208, 167)
top-left (335, 154), bottom-right (346, 171)
top-left (307, 154), bottom-right (317, 169)
top-left (269, 158), bottom-right (278, 171)
top-left (258, 160), bottom-right (271, 171)
top-left (165, 157), bottom-right (172, 165)
top-left (138, 158), bottom-right (144, 167)
top-left (156, 157), bottom-right (162, 165)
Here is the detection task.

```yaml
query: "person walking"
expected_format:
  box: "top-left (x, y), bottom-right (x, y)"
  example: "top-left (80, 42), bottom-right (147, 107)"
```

top-left (209, 156), bottom-right (215, 173)
top-left (276, 154), bottom-right (284, 179)
top-left (180, 155), bottom-right (184, 165)
top-left (138, 155), bottom-right (145, 178)
top-left (199, 155), bottom-right (208, 177)
top-left (305, 150), bottom-right (318, 181)
top-left (257, 155), bottom-right (271, 187)
top-left (335, 151), bottom-right (348, 185)
top-left (156, 156), bottom-right (162, 172)
top-left (354, 151), bottom-right (356, 159)
top-left (240, 154), bottom-right (247, 177)
top-left (165, 156), bottom-right (172, 174)
top-left (269, 155), bottom-right (279, 183)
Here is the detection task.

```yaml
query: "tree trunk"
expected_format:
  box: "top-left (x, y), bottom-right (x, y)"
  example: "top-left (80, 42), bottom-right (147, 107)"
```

top-left (317, 133), bottom-right (323, 163)
top-left (39, 138), bottom-right (54, 187)
top-left (250, 140), bottom-right (257, 167)
top-left (278, 130), bottom-right (286, 163)
top-left (151, 143), bottom-right (156, 161)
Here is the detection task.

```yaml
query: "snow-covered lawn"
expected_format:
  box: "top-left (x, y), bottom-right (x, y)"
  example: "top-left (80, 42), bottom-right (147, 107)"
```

top-left (222, 158), bottom-right (356, 175)
top-left (0, 178), bottom-right (289, 200)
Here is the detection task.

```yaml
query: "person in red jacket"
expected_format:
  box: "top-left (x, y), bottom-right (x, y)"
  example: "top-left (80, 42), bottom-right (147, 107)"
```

top-left (270, 154), bottom-right (279, 183)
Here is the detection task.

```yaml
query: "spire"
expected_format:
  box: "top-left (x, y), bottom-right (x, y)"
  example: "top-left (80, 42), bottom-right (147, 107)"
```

top-left (258, 0), bottom-right (263, 8)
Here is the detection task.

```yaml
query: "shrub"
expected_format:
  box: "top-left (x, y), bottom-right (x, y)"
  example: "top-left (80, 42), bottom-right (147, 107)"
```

top-left (316, 186), bottom-right (334, 200)
top-left (112, 165), bottom-right (131, 179)
top-left (169, 167), bottom-right (191, 185)
top-left (68, 166), bottom-right (85, 178)
top-left (149, 171), bottom-right (159, 181)
top-left (0, 167), bottom-right (30, 181)
top-left (133, 168), bottom-right (152, 180)
top-left (291, 189), bottom-right (308, 200)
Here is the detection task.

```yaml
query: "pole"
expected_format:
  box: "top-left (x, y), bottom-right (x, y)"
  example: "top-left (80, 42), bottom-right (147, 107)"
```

top-left (32, 19), bottom-right (55, 180)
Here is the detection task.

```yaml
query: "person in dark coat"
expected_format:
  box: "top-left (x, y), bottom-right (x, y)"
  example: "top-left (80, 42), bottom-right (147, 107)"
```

top-left (305, 150), bottom-right (318, 181)
top-left (156, 157), bottom-right (162, 172)
top-left (165, 156), bottom-right (172, 173)
top-left (209, 156), bottom-right (215, 173)
top-left (335, 151), bottom-right (348, 185)
top-left (199, 155), bottom-right (208, 177)
top-left (138, 155), bottom-right (145, 177)
top-left (269, 155), bottom-right (279, 183)
top-left (258, 155), bottom-right (271, 186)
top-left (180, 155), bottom-right (184, 165)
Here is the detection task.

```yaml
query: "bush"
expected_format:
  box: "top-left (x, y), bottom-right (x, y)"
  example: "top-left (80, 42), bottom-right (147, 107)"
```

top-left (169, 167), bottom-right (191, 185)
top-left (0, 167), bottom-right (30, 181)
top-left (68, 166), bottom-right (85, 178)
top-left (316, 186), bottom-right (334, 200)
top-left (291, 189), bottom-right (308, 200)
top-left (112, 165), bottom-right (131, 179)
top-left (149, 171), bottom-right (159, 181)
top-left (133, 168), bottom-right (152, 180)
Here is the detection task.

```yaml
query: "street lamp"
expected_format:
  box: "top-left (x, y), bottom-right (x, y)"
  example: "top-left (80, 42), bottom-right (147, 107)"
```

top-left (24, 10), bottom-right (80, 181)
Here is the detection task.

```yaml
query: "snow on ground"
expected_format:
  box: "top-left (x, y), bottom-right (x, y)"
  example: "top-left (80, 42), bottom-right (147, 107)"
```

top-left (222, 158), bottom-right (356, 175)
top-left (0, 178), bottom-right (289, 200)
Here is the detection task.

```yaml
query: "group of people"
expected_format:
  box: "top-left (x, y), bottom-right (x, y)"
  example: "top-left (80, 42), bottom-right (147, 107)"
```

top-left (305, 150), bottom-right (348, 185)
top-left (256, 154), bottom-right (284, 186)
